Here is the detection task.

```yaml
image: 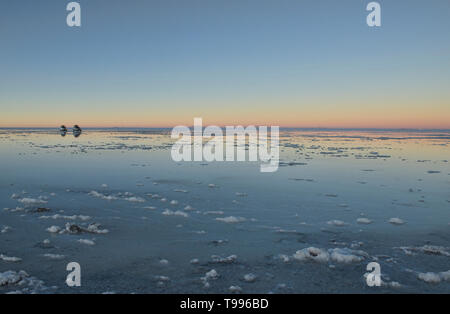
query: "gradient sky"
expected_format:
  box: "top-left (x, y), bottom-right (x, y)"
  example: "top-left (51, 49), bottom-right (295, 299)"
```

top-left (0, 0), bottom-right (449, 128)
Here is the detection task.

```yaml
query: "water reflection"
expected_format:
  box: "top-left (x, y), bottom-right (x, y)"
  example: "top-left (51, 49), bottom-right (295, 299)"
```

top-left (58, 125), bottom-right (82, 137)
top-left (0, 128), bottom-right (449, 293)
top-left (59, 125), bottom-right (67, 137)
top-left (73, 125), bottom-right (82, 138)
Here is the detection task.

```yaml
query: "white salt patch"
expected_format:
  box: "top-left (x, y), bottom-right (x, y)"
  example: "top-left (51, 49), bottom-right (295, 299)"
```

top-left (86, 223), bottom-right (109, 234)
top-left (210, 239), bottom-right (227, 245)
top-left (204, 269), bottom-right (218, 280)
top-left (277, 254), bottom-right (290, 262)
top-left (89, 191), bottom-right (117, 201)
top-left (399, 245), bottom-right (450, 257)
top-left (204, 211), bottom-right (224, 215)
top-left (357, 218), bottom-right (372, 224)
top-left (154, 275), bottom-right (170, 281)
top-left (184, 205), bottom-right (194, 211)
top-left (43, 239), bottom-right (50, 244)
top-left (162, 209), bottom-right (189, 217)
top-left (0, 254), bottom-right (22, 262)
top-left (275, 229), bottom-right (299, 234)
top-left (10, 207), bottom-right (24, 212)
top-left (235, 192), bottom-right (247, 197)
top-left (216, 216), bottom-right (246, 223)
top-left (43, 254), bottom-right (65, 260)
top-left (293, 247), bottom-right (329, 263)
top-left (101, 184), bottom-right (108, 188)
top-left (0, 270), bottom-right (50, 293)
top-left (229, 285), bottom-right (242, 293)
top-left (211, 255), bottom-right (237, 264)
top-left (0, 270), bottom-right (28, 286)
top-left (388, 281), bottom-right (402, 288)
top-left (327, 220), bottom-right (347, 227)
top-left (78, 239), bottom-right (95, 246)
top-left (62, 222), bottom-right (107, 234)
top-left (39, 214), bottom-right (91, 221)
top-left (1, 226), bottom-right (12, 234)
top-left (170, 200), bottom-right (178, 205)
top-left (243, 273), bottom-right (257, 282)
top-left (418, 272), bottom-right (441, 284)
top-left (143, 206), bottom-right (157, 210)
top-left (416, 269), bottom-right (450, 284)
top-left (156, 281), bottom-right (165, 287)
top-left (159, 259), bottom-right (169, 265)
top-left (190, 258), bottom-right (199, 264)
top-left (174, 189), bottom-right (188, 193)
top-left (18, 198), bottom-right (47, 206)
top-left (328, 248), bottom-right (366, 263)
top-left (46, 226), bottom-right (61, 233)
top-left (208, 184), bottom-right (217, 188)
top-left (202, 282), bottom-right (211, 288)
top-left (440, 270), bottom-right (450, 281)
top-left (124, 196), bottom-right (145, 203)
top-left (389, 218), bottom-right (405, 225)
top-left (350, 241), bottom-right (364, 248)
top-left (64, 223), bottom-right (84, 234)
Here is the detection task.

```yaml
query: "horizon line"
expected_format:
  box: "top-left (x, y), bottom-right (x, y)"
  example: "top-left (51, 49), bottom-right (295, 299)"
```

top-left (1, 126), bottom-right (450, 131)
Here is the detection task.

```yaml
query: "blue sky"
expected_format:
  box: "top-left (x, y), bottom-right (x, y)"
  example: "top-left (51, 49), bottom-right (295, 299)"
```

top-left (0, 0), bottom-right (449, 127)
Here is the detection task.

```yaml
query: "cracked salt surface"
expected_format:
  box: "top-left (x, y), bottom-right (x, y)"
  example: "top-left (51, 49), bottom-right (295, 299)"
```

top-left (0, 270), bottom-right (55, 294)
top-left (417, 271), bottom-right (450, 284)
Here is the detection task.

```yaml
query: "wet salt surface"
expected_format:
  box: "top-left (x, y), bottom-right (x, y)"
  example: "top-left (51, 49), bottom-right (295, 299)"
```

top-left (0, 128), bottom-right (449, 293)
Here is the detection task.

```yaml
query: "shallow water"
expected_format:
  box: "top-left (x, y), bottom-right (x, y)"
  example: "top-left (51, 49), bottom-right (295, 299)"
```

top-left (0, 128), bottom-right (449, 293)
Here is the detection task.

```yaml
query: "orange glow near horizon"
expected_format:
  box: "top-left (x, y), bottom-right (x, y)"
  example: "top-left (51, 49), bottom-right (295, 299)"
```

top-left (1, 103), bottom-right (449, 129)
top-left (1, 117), bottom-right (449, 129)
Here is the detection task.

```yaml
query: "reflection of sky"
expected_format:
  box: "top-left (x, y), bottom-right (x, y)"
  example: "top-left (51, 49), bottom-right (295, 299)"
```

top-left (0, 1), bottom-right (450, 128)
top-left (1, 129), bottom-right (449, 233)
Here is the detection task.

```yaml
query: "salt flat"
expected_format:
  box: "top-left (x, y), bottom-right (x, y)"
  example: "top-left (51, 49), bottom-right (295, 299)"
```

top-left (0, 128), bottom-right (449, 293)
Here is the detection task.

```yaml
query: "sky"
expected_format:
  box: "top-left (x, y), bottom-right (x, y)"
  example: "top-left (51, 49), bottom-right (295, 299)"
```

top-left (0, 0), bottom-right (449, 128)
